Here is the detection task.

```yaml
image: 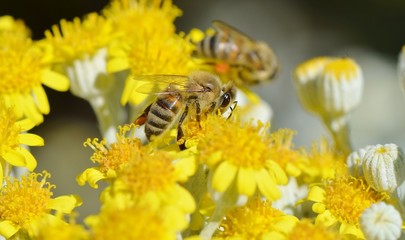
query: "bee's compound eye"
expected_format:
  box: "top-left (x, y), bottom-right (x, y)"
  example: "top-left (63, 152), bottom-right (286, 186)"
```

top-left (220, 93), bottom-right (231, 108)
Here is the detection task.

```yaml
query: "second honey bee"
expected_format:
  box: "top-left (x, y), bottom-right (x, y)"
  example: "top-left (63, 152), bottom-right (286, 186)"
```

top-left (194, 20), bottom-right (279, 86)
top-left (134, 71), bottom-right (236, 149)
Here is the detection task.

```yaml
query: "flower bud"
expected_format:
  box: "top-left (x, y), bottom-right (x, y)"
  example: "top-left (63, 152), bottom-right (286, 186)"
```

top-left (362, 144), bottom-right (405, 193)
top-left (360, 202), bottom-right (402, 240)
top-left (346, 145), bottom-right (370, 177)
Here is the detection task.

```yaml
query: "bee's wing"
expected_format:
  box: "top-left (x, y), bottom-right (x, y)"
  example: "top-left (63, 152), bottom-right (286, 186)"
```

top-left (212, 20), bottom-right (256, 46)
top-left (133, 74), bottom-right (192, 94)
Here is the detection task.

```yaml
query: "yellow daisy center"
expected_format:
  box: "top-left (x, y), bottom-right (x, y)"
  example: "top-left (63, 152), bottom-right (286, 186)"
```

top-left (216, 198), bottom-right (285, 238)
top-left (0, 107), bottom-right (20, 154)
top-left (287, 220), bottom-right (340, 240)
top-left (0, 37), bottom-right (42, 94)
top-left (324, 176), bottom-right (388, 225)
top-left (121, 151), bottom-right (176, 195)
top-left (91, 205), bottom-right (181, 240)
top-left (44, 13), bottom-right (112, 62)
top-left (0, 171), bottom-right (54, 226)
top-left (199, 116), bottom-right (271, 169)
top-left (84, 125), bottom-right (142, 174)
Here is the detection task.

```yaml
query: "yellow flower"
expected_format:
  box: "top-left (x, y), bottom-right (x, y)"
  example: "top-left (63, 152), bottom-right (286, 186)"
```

top-left (108, 147), bottom-right (196, 214)
top-left (102, 0), bottom-right (197, 105)
top-left (44, 13), bottom-right (113, 64)
top-left (32, 215), bottom-right (89, 240)
top-left (213, 198), bottom-right (298, 239)
top-left (87, 204), bottom-right (188, 240)
top-left (299, 138), bottom-right (346, 184)
top-left (77, 124), bottom-right (143, 188)
top-left (0, 101), bottom-right (44, 183)
top-left (0, 16), bottom-right (69, 125)
top-left (306, 175), bottom-right (389, 239)
top-left (0, 171), bottom-right (81, 239)
top-left (0, 15), bottom-right (30, 39)
top-left (198, 115), bottom-right (288, 201)
top-left (280, 219), bottom-right (341, 240)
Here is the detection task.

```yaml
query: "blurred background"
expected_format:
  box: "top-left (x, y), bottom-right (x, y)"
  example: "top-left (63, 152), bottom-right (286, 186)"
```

top-left (1, 0), bottom-right (405, 222)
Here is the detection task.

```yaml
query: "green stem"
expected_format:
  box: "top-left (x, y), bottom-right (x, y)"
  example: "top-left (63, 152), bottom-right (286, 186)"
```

top-left (322, 116), bottom-right (352, 157)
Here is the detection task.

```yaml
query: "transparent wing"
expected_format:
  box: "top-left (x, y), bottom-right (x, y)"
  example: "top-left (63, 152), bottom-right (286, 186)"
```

top-left (212, 20), bottom-right (256, 45)
top-left (133, 74), bottom-right (191, 94)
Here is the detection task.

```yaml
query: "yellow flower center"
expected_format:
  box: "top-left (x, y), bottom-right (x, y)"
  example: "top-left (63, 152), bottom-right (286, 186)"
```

top-left (44, 13), bottom-right (112, 62)
top-left (0, 171), bottom-right (54, 226)
top-left (215, 198), bottom-right (285, 238)
top-left (287, 220), bottom-right (340, 240)
top-left (323, 58), bottom-right (360, 81)
top-left (121, 151), bottom-right (176, 195)
top-left (0, 37), bottom-right (42, 94)
top-left (324, 176), bottom-right (388, 225)
top-left (199, 116), bottom-right (271, 169)
top-left (91, 205), bottom-right (179, 240)
top-left (84, 125), bottom-right (142, 174)
top-left (0, 106), bottom-right (20, 154)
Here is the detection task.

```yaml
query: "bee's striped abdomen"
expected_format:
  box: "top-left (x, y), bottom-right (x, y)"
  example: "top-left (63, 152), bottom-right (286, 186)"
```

top-left (145, 94), bottom-right (182, 140)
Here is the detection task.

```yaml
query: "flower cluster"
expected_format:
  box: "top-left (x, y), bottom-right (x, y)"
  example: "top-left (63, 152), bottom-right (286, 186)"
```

top-left (1, 0), bottom-right (405, 239)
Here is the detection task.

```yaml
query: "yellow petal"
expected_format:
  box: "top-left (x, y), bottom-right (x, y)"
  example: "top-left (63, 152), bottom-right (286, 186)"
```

top-left (33, 86), bottom-right (50, 114)
top-left (312, 202), bottom-right (326, 213)
top-left (17, 147), bottom-right (37, 171)
top-left (0, 220), bottom-right (20, 239)
top-left (173, 184), bottom-right (196, 213)
top-left (266, 161), bottom-right (288, 185)
top-left (315, 210), bottom-right (338, 228)
top-left (48, 195), bottom-right (82, 213)
top-left (3, 149), bottom-right (26, 167)
top-left (15, 118), bottom-right (35, 131)
top-left (76, 168), bottom-right (106, 188)
top-left (340, 222), bottom-right (364, 238)
top-left (307, 185), bottom-right (326, 202)
top-left (120, 76), bottom-right (135, 105)
top-left (205, 151), bottom-right (223, 167)
top-left (237, 167), bottom-right (256, 196)
top-left (212, 161), bottom-right (237, 192)
top-left (41, 68), bottom-right (70, 91)
top-left (22, 94), bottom-right (44, 124)
top-left (255, 169), bottom-right (281, 200)
top-left (107, 57), bottom-right (130, 73)
top-left (18, 133), bottom-right (44, 146)
top-left (174, 156), bottom-right (196, 182)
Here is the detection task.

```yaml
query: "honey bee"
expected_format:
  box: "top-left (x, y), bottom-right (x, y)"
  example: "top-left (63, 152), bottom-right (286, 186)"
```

top-left (194, 20), bottom-right (279, 86)
top-left (134, 71), bottom-right (236, 149)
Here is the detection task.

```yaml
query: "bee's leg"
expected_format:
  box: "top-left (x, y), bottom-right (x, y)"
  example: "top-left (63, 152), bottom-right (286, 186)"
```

top-left (134, 104), bottom-right (152, 126)
top-left (195, 100), bottom-right (202, 129)
top-left (177, 104), bottom-right (190, 150)
top-left (227, 101), bottom-right (238, 119)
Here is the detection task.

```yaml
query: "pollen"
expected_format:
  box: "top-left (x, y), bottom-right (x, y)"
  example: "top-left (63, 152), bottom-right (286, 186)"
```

top-left (215, 198), bottom-right (288, 238)
top-left (84, 124), bottom-right (142, 174)
top-left (120, 151), bottom-right (176, 195)
top-left (324, 176), bottom-right (388, 226)
top-left (0, 171), bottom-right (54, 226)
top-left (287, 219), bottom-right (340, 240)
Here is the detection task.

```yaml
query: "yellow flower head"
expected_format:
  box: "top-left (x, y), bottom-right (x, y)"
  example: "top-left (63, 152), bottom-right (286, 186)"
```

top-left (102, 0), bottom-right (197, 105)
top-left (284, 219), bottom-right (341, 240)
top-left (306, 175), bottom-right (389, 239)
top-left (0, 17), bottom-right (69, 124)
top-left (110, 147), bottom-right (196, 214)
top-left (299, 138), bottom-right (346, 184)
top-left (88, 204), bottom-right (188, 240)
top-left (33, 215), bottom-right (89, 240)
top-left (214, 198), bottom-right (298, 239)
top-left (198, 114), bottom-right (288, 201)
top-left (0, 15), bottom-right (31, 39)
top-left (44, 12), bottom-right (113, 63)
top-left (0, 171), bottom-right (81, 239)
top-left (77, 124), bottom-right (143, 188)
top-left (0, 100), bottom-right (44, 183)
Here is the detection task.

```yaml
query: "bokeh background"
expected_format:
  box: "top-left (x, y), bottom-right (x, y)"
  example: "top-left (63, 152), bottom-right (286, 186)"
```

top-left (2, 0), bottom-right (405, 222)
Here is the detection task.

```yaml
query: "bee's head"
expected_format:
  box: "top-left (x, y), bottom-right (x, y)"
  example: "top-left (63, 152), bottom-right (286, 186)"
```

top-left (219, 82), bottom-right (237, 112)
